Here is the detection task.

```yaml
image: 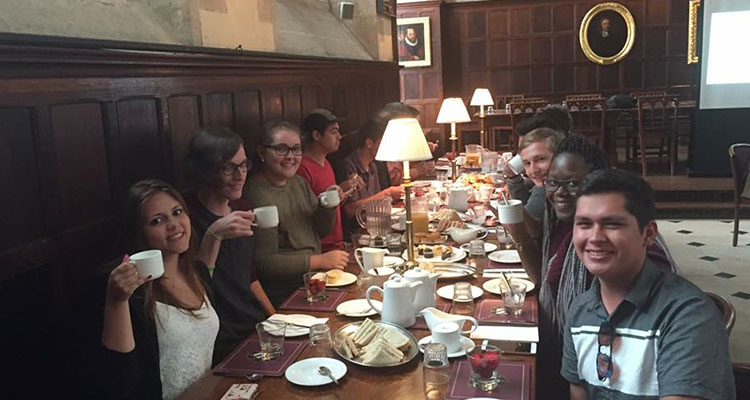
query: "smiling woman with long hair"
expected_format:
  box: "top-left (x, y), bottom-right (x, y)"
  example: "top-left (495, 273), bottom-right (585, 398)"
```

top-left (100, 180), bottom-right (218, 400)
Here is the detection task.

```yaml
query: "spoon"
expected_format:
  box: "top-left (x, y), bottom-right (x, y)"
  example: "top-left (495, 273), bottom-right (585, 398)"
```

top-left (317, 365), bottom-right (339, 385)
top-left (245, 373), bottom-right (263, 382)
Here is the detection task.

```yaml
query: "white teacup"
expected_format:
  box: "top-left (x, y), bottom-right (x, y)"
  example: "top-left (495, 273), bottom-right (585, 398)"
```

top-left (430, 321), bottom-right (462, 353)
top-left (130, 249), bottom-right (164, 280)
top-left (507, 154), bottom-right (524, 175)
top-left (254, 206), bottom-right (279, 228)
top-left (496, 199), bottom-right (524, 224)
top-left (355, 247), bottom-right (388, 270)
top-left (319, 189), bottom-right (340, 208)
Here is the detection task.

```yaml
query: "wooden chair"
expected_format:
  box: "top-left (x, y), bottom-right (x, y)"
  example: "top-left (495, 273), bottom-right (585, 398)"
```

top-left (508, 99), bottom-right (548, 152)
top-left (636, 95), bottom-right (679, 176)
top-left (629, 90), bottom-right (667, 98)
top-left (495, 94), bottom-right (525, 109)
top-left (705, 292), bottom-right (736, 336)
top-left (566, 98), bottom-right (607, 150)
top-left (565, 93), bottom-right (604, 102)
top-left (729, 144), bottom-right (750, 246)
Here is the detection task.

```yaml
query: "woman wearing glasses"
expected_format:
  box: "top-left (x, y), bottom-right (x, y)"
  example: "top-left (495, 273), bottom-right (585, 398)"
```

top-left (183, 127), bottom-right (275, 364)
top-left (245, 121), bottom-right (345, 305)
top-left (502, 135), bottom-right (676, 399)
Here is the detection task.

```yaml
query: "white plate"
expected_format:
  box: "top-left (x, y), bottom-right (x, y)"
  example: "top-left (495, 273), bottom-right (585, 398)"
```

top-left (326, 271), bottom-right (357, 287)
top-left (418, 335), bottom-right (475, 358)
top-left (459, 242), bottom-right (498, 253)
top-left (488, 249), bottom-right (521, 264)
top-left (436, 284), bottom-right (484, 301)
top-left (391, 222), bottom-right (405, 231)
top-left (383, 256), bottom-right (405, 269)
top-left (367, 266), bottom-right (395, 276)
top-left (285, 357), bottom-right (347, 386)
top-left (482, 278), bottom-right (536, 296)
top-left (402, 246), bottom-right (466, 264)
top-left (336, 299), bottom-right (380, 317)
top-left (263, 314), bottom-right (320, 337)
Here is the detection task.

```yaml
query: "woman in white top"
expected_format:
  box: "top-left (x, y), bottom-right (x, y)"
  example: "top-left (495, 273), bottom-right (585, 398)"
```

top-left (100, 179), bottom-right (219, 400)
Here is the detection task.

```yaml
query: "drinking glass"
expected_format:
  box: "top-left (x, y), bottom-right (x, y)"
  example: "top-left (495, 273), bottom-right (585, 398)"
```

top-left (467, 344), bottom-right (502, 392)
top-left (356, 273), bottom-right (374, 296)
top-left (422, 343), bottom-right (450, 400)
top-left (496, 228), bottom-right (513, 250)
top-left (304, 271), bottom-right (328, 303)
top-left (469, 239), bottom-right (486, 257)
top-left (503, 282), bottom-right (527, 315)
top-left (386, 232), bottom-right (402, 255)
top-left (255, 321), bottom-right (285, 361)
top-left (452, 282), bottom-right (474, 316)
top-left (309, 323), bottom-right (333, 358)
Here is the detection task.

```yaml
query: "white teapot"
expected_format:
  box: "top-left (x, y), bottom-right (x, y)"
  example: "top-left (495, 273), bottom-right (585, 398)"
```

top-left (447, 184), bottom-right (470, 212)
top-left (403, 267), bottom-right (441, 314)
top-left (366, 274), bottom-right (422, 328)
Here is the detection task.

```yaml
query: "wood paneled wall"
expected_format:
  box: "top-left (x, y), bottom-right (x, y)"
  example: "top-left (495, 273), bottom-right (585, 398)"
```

top-left (439, 0), bottom-right (695, 100)
top-left (0, 39), bottom-right (399, 282)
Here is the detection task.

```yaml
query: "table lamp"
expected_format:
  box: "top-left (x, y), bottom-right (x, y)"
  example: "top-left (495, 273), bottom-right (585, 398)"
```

top-left (470, 88), bottom-right (494, 149)
top-left (436, 97), bottom-right (471, 182)
top-left (375, 117), bottom-right (433, 269)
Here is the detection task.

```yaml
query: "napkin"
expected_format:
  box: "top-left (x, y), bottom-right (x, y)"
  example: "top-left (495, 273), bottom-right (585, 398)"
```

top-left (482, 269), bottom-right (530, 279)
top-left (469, 325), bottom-right (539, 343)
top-left (262, 314), bottom-right (329, 336)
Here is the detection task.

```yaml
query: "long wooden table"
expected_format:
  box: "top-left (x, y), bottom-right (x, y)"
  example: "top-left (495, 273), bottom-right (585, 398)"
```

top-left (179, 239), bottom-right (537, 400)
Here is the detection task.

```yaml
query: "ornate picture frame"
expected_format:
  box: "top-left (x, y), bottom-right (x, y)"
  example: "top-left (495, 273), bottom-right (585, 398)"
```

top-left (687, 0), bottom-right (700, 64)
top-left (579, 2), bottom-right (636, 65)
top-left (397, 17), bottom-right (432, 68)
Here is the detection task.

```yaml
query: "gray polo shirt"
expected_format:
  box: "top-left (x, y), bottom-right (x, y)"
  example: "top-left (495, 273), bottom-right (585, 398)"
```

top-left (562, 259), bottom-right (735, 399)
top-left (339, 151), bottom-right (382, 202)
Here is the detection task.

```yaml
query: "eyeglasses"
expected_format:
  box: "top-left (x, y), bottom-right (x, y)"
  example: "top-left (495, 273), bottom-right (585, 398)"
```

top-left (264, 144), bottom-right (302, 157)
top-left (596, 319), bottom-right (615, 381)
top-left (221, 160), bottom-right (251, 176)
top-left (542, 178), bottom-right (583, 194)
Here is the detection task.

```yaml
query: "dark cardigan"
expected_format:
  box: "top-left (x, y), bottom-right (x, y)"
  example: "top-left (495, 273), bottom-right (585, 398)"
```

top-left (98, 262), bottom-right (212, 400)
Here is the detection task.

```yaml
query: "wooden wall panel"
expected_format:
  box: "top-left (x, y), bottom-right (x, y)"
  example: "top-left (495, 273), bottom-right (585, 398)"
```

top-left (281, 87), bottom-right (302, 125)
top-left (204, 92), bottom-right (234, 127)
top-left (442, 0), bottom-right (696, 101)
top-left (116, 98), bottom-right (165, 189)
top-left (0, 108), bottom-right (44, 250)
top-left (168, 95), bottom-right (201, 187)
top-left (50, 103), bottom-right (112, 228)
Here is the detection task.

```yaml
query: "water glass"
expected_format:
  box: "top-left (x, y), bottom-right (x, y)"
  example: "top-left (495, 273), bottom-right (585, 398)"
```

top-left (256, 321), bottom-right (285, 361)
top-left (469, 239), bottom-right (486, 257)
top-left (481, 152), bottom-right (499, 173)
top-left (386, 232), bottom-right (402, 255)
top-left (423, 343), bottom-right (450, 400)
top-left (309, 323), bottom-right (333, 358)
top-left (503, 282), bottom-right (527, 315)
top-left (467, 344), bottom-right (502, 392)
top-left (496, 228), bottom-right (513, 250)
top-left (356, 273), bottom-right (374, 296)
top-left (304, 271), bottom-right (328, 303)
top-left (452, 282), bottom-right (474, 316)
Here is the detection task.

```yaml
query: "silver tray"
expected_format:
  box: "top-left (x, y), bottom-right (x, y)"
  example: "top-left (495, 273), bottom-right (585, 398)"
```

top-left (333, 320), bottom-right (419, 368)
top-left (430, 262), bottom-right (478, 280)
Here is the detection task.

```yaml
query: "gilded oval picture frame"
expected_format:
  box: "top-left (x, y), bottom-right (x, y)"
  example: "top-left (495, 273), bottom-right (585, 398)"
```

top-left (579, 2), bottom-right (636, 65)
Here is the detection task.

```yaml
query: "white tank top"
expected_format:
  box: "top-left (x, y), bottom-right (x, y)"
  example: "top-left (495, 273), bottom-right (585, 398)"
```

top-left (155, 297), bottom-right (219, 400)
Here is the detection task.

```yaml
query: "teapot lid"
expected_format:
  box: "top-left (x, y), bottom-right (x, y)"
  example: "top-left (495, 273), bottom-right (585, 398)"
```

top-left (384, 274), bottom-right (409, 288)
top-left (404, 267), bottom-right (429, 278)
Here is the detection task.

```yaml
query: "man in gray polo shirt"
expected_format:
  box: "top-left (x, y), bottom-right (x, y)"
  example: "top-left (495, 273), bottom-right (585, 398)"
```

top-left (562, 169), bottom-right (734, 399)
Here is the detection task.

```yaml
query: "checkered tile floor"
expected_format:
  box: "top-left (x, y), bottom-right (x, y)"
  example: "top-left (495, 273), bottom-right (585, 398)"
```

top-left (658, 219), bottom-right (750, 362)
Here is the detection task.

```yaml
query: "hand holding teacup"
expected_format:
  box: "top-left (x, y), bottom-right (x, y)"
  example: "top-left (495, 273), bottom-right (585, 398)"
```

top-left (207, 210), bottom-right (256, 240)
top-left (106, 254), bottom-right (152, 303)
top-left (319, 185), bottom-right (342, 208)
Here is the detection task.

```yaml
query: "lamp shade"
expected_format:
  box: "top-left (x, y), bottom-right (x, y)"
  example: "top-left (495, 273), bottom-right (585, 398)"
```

top-left (375, 118), bottom-right (433, 162)
top-left (470, 88), bottom-right (494, 106)
top-left (436, 98), bottom-right (471, 124)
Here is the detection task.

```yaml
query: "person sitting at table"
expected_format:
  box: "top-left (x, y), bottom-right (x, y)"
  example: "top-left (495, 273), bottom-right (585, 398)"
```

top-left (562, 169), bottom-right (734, 399)
top-left (335, 115), bottom-right (404, 237)
top-left (183, 126), bottom-right (275, 365)
top-left (297, 109), bottom-right (361, 252)
top-left (500, 135), bottom-right (676, 399)
top-left (503, 127), bottom-right (565, 222)
top-left (245, 121), bottom-right (347, 306)
top-left (100, 179), bottom-right (218, 400)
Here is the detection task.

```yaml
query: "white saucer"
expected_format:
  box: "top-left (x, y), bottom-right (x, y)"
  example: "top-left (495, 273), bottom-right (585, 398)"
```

top-left (436, 284), bottom-right (484, 301)
top-left (336, 299), bottom-right (380, 317)
top-left (383, 256), bottom-right (405, 269)
top-left (482, 277), bottom-right (536, 295)
top-left (285, 357), bottom-right (347, 386)
top-left (418, 335), bottom-right (475, 358)
top-left (367, 266), bottom-right (395, 276)
top-left (459, 242), bottom-right (498, 253)
top-left (326, 271), bottom-right (357, 287)
top-left (488, 249), bottom-right (521, 264)
top-left (262, 314), bottom-right (320, 337)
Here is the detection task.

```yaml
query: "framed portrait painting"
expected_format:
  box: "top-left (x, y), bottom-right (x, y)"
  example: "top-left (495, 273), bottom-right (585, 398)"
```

top-left (579, 2), bottom-right (636, 65)
top-left (397, 17), bottom-right (432, 68)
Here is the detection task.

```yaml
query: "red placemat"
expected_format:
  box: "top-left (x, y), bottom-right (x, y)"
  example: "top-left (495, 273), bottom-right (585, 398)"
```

top-left (447, 359), bottom-right (531, 400)
top-left (474, 299), bottom-right (538, 324)
top-left (213, 338), bottom-right (307, 377)
top-left (278, 288), bottom-right (348, 312)
top-left (412, 303), bottom-right (451, 330)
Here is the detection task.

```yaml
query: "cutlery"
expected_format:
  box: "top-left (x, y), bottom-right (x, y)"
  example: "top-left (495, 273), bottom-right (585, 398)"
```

top-left (318, 365), bottom-right (339, 385)
top-left (265, 319), bottom-right (312, 329)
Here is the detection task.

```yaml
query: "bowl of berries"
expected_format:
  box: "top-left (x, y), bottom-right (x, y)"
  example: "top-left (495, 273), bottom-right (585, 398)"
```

top-left (304, 272), bottom-right (328, 303)
top-left (467, 344), bottom-right (502, 392)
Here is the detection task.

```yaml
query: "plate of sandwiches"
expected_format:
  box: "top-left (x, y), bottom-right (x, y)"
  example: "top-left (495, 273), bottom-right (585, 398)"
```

top-left (333, 318), bottom-right (419, 368)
